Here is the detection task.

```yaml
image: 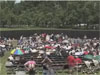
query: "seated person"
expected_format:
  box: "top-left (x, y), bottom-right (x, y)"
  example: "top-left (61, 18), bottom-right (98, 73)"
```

top-left (8, 54), bottom-right (14, 62)
top-left (14, 56), bottom-right (20, 64)
top-left (74, 56), bottom-right (82, 64)
top-left (20, 57), bottom-right (26, 63)
top-left (5, 59), bottom-right (13, 66)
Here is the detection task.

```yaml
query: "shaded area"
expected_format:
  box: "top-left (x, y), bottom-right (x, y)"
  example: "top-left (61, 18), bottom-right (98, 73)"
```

top-left (0, 30), bottom-right (99, 39)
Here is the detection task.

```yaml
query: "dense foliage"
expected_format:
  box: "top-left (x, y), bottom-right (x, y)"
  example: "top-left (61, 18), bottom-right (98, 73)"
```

top-left (0, 1), bottom-right (99, 29)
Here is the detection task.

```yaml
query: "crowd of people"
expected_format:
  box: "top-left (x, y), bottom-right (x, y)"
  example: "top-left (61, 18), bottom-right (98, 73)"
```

top-left (0, 33), bottom-right (100, 75)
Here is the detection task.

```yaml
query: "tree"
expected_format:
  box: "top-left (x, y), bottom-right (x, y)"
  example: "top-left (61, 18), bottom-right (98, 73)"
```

top-left (0, 1), bottom-right (99, 29)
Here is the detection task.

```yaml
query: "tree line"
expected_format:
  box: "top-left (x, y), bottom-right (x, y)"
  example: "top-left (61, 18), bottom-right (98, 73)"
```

top-left (0, 1), bottom-right (99, 29)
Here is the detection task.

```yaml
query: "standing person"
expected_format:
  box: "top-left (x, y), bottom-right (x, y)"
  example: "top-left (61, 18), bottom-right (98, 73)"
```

top-left (0, 47), bottom-right (3, 57)
top-left (74, 56), bottom-right (82, 70)
top-left (66, 53), bottom-right (75, 74)
top-left (67, 53), bottom-right (75, 67)
top-left (42, 56), bottom-right (55, 75)
top-left (74, 56), bottom-right (82, 64)
top-left (24, 56), bottom-right (36, 75)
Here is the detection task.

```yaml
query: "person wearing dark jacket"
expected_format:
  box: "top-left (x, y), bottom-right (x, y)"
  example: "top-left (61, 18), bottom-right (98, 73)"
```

top-left (42, 56), bottom-right (55, 75)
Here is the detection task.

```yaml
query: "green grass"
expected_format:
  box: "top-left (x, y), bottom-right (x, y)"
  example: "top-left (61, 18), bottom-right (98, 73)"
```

top-left (0, 27), bottom-right (57, 31)
top-left (0, 51), bottom-right (10, 75)
top-left (0, 27), bottom-right (99, 31)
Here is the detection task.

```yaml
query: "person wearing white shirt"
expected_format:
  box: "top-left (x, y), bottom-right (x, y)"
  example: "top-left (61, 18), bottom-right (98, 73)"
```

top-left (8, 55), bottom-right (14, 61)
top-left (5, 59), bottom-right (13, 66)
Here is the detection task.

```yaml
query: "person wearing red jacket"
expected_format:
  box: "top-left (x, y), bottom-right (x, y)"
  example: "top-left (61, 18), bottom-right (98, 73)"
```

top-left (66, 53), bottom-right (76, 74)
top-left (67, 55), bottom-right (75, 67)
top-left (74, 56), bottom-right (82, 65)
top-left (84, 50), bottom-right (89, 55)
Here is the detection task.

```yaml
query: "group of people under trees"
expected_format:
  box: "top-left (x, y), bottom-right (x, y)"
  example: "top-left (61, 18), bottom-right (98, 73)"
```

top-left (0, 33), bottom-right (100, 75)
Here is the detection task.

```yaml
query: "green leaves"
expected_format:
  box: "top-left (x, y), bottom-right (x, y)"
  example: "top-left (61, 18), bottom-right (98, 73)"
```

top-left (0, 1), bottom-right (99, 29)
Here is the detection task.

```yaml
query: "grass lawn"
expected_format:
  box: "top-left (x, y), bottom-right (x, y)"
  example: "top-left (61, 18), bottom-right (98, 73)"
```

top-left (0, 51), bottom-right (10, 75)
top-left (0, 27), bottom-right (71, 31)
top-left (0, 27), bottom-right (99, 31)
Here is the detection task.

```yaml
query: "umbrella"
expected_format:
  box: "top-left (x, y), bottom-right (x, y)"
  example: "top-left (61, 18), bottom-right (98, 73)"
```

top-left (94, 55), bottom-right (100, 61)
top-left (83, 55), bottom-right (93, 60)
top-left (11, 48), bottom-right (24, 55)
